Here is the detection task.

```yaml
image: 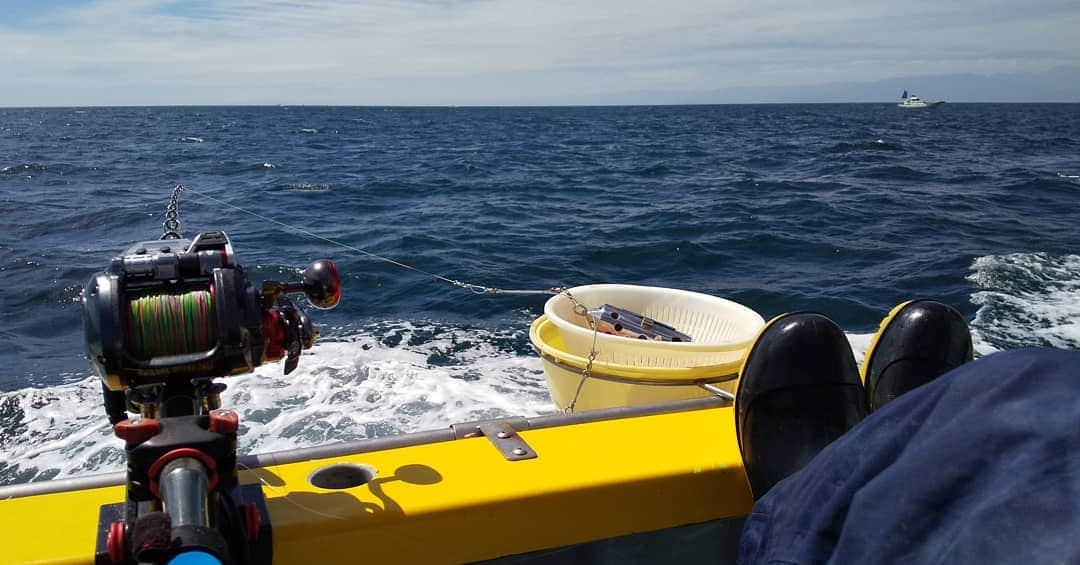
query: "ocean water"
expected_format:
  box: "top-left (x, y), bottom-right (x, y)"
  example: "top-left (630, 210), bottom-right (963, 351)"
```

top-left (1, 104), bottom-right (1078, 485)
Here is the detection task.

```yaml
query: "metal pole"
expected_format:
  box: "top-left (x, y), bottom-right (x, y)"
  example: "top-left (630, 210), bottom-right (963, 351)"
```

top-left (159, 458), bottom-right (210, 528)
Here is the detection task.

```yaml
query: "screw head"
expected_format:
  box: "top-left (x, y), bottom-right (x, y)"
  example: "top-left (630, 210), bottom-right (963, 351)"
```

top-left (511, 448), bottom-right (527, 456)
top-left (497, 431), bottom-right (511, 439)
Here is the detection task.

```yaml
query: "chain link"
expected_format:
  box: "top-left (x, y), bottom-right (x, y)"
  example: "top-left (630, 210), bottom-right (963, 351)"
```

top-left (161, 184), bottom-right (184, 240)
top-left (563, 290), bottom-right (600, 414)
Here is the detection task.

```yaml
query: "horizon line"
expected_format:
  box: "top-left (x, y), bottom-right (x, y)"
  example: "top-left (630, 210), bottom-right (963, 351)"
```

top-left (3, 101), bottom-right (1079, 110)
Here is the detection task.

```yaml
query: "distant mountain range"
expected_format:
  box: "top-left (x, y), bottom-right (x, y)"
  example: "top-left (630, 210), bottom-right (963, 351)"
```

top-left (571, 66), bottom-right (1080, 105)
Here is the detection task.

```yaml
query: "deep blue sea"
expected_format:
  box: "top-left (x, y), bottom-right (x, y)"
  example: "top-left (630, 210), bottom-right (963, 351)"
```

top-left (1, 104), bottom-right (1078, 484)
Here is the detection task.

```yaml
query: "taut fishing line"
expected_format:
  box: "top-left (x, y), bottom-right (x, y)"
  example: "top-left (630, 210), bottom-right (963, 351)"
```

top-left (182, 187), bottom-right (564, 298)
top-left (178, 185), bottom-right (602, 410)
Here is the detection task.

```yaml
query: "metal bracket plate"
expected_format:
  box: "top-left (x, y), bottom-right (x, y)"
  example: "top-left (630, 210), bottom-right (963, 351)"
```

top-left (475, 421), bottom-right (538, 462)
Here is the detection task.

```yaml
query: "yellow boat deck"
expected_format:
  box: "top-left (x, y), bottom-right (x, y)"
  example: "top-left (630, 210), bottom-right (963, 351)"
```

top-left (0, 400), bottom-right (751, 564)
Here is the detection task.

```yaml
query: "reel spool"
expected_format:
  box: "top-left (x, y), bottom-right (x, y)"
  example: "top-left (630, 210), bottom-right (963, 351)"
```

top-left (126, 289), bottom-right (216, 359)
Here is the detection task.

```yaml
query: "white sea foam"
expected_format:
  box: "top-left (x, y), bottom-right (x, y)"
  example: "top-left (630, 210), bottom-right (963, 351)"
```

top-left (0, 322), bottom-right (552, 483)
top-left (180, 136), bottom-right (205, 143)
top-left (845, 332), bottom-right (874, 365)
top-left (968, 252), bottom-right (1080, 349)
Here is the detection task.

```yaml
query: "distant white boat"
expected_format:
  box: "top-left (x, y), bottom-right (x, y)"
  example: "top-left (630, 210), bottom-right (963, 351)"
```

top-left (898, 90), bottom-right (944, 109)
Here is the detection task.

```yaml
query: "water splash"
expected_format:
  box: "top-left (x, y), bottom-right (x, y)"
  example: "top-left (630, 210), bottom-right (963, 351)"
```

top-left (0, 322), bottom-right (552, 485)
top-left (968, 252), bottom-right (1080, 350)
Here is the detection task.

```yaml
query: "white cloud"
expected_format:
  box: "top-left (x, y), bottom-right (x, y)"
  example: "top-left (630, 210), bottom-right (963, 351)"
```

top-left (1, 0), bottom-right (1078, 105)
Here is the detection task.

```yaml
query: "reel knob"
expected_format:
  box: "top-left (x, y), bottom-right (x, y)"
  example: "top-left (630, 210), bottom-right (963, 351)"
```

top-left (302, 260), bottom-right (340, 309)
top-left (298, 308), bottom-right (317, 349)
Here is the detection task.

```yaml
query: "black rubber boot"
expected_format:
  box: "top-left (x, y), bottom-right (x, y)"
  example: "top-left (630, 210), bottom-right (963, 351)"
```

top-left (735, 312), bottom-right (867, 499)
top-left (862, 300), bottom-right (974, 412)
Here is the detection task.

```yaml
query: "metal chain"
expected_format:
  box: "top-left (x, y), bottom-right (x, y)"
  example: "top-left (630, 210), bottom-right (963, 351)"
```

top-left (161, 184), bottom-right (184, 240)
top-left (563, 290), bottom-right (600, 414)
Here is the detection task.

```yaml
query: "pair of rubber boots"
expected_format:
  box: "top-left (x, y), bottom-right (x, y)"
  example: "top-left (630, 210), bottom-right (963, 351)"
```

top-left (735, 300), bottom-right (975, 499)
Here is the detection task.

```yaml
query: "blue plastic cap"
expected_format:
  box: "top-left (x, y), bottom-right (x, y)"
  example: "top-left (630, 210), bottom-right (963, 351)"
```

top-left (168, 551), bottom-right (223, 565)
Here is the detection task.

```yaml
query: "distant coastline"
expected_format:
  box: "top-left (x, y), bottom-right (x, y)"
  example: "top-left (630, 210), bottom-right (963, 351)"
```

top-left (2, 101), bottom-right (1079, 110)
top-left (4, 66), bottom-right (1080, 108)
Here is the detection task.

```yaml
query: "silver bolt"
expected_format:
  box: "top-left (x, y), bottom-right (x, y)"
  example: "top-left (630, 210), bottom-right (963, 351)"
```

top-left (512, 448), bottom-right (526, 456)
top-left (497, 431), bottom-right (511, 439)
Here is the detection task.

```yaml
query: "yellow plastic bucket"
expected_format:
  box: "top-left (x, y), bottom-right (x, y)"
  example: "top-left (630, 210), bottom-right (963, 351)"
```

top-left (530, 316), bottom-right (744, 412)
top-left (544, 284), bottom-right (764, 368)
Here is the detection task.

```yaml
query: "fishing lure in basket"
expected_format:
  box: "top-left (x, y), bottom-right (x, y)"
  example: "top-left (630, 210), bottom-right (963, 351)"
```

top-left (587, 304), bottom-right (692, 342)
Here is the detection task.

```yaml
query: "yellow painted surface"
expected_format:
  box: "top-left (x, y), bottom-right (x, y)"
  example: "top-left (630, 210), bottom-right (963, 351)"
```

top-left (0, 484), bottom-right (124, 565)
top-left (0, 405), bottom-right (751, 564)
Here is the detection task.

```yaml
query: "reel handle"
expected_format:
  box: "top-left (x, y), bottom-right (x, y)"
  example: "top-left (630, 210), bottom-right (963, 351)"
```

top-left (301, 259), bottom-right (341, 309)
top-left (260, 259), bottom-right (337, 374)
top-left (270, 259), bottom-right (341, 309)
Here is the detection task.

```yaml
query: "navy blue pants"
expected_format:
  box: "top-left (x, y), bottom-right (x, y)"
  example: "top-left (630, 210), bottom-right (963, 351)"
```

top-left (738, 348), bottom-right (1080, 564)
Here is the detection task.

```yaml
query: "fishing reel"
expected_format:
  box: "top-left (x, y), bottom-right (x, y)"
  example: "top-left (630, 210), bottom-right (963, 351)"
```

top-left (83, 230), bottom-right (340, 420)
top-left (82, 229), bottom-right (340, 565)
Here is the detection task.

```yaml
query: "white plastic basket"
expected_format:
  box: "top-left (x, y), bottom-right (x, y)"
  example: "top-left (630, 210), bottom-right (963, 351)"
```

top-left (544, 284), bottom-right (764, 369)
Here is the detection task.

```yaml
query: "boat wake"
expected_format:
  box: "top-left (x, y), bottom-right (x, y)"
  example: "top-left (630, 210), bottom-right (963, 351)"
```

top-left (0, 323), bottom-right (552, 485)
top-left (0, 251), bottom-right (1076, 485)
top-left (968, 252), bottom-right (1080, 350)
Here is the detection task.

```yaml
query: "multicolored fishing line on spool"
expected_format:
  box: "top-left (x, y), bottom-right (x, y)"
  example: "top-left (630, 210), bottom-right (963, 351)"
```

top-left (127, 290), bottom-right (216, 358)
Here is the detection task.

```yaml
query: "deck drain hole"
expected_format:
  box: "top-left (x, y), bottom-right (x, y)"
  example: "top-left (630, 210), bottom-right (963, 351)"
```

top-left (309, 463), bottom-right (376, 489)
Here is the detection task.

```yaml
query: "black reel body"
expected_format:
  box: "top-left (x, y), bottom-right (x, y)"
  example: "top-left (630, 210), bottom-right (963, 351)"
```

top-left (83, 231), bottom-right (339, 396)
top-left (82, 227), bottom-right (340, 565)
top-left (84, 231), bottom-right (265, 393)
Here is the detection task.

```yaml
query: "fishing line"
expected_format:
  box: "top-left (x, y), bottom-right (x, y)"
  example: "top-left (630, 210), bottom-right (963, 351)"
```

top-left (178, 186), bottom-right (601, 411)
top-left (127, 290), bottom-right (215, 358)
top-left (183, 187), bottom-right (563, 298)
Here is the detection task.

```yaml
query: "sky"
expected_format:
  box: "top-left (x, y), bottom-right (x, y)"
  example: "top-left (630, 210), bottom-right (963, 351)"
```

top-left (1, 0), bottom-right (1079, 106)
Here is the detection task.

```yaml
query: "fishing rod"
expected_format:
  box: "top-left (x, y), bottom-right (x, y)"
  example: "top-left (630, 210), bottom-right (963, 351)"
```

top-left (83, 185), bottom-right (341, 565)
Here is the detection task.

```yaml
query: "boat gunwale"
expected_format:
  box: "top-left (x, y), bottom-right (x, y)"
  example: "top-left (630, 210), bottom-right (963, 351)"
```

top-left (0, 395), bottom-right (731, 500)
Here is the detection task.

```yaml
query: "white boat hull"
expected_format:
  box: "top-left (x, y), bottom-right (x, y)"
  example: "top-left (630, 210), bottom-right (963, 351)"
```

top-left (898, 100), bottom-right (945, 109)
